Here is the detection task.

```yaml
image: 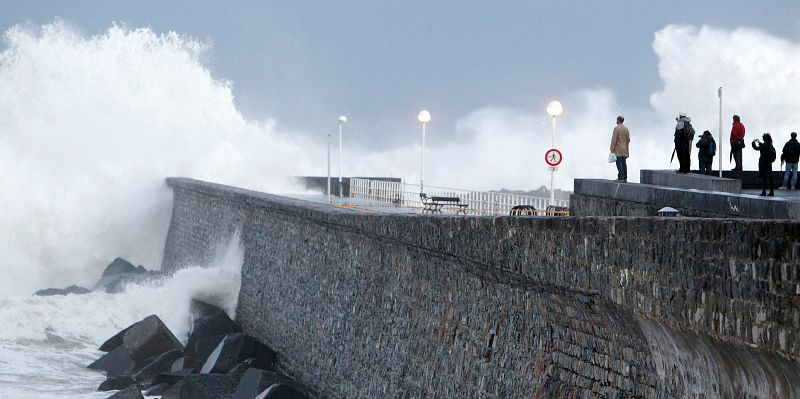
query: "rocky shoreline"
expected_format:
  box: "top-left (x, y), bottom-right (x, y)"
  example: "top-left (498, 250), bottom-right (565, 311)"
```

top-left (34, 258), bottom-right (309, 399)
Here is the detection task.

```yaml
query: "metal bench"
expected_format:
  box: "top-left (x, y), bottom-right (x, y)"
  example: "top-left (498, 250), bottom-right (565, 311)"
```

top-left (545, 205), bottom-right (569, 216)
top-left (420, 193), bottom-right (468, 215)
top-left (509, 205), bottom-right (537, 216)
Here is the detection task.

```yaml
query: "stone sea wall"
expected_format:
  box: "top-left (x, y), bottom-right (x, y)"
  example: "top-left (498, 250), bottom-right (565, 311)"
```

top-left (162, 178), bottom-right (800, 398)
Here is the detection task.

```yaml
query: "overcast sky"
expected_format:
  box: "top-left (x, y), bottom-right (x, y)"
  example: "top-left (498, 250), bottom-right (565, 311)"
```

top-left (2, 1), bottom-right (799, 149)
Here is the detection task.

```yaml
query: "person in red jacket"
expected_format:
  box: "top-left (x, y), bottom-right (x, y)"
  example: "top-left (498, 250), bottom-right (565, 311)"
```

top-left (730, 115), bottom-right (746, 171)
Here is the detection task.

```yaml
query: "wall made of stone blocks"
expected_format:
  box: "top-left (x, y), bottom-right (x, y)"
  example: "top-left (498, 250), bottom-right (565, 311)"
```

top-left (163, 178), bottom-right (800, 398)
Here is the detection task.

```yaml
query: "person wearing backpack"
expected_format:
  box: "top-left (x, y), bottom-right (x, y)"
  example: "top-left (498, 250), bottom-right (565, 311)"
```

top-left (696, 130), bottom-right (716, 175)
top-left (752, 133), bottom-right (776, 196)
top-left (780, 132), bottom-right (800, 190)
top-left (674, 112), bottom-right (694, 173)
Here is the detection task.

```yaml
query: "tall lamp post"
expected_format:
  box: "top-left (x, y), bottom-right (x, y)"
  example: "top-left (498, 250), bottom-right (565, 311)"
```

top-left (717, 87), bottom-right (723, 177)
top-left (546, 101), bottom-right (563, 205)
top-left (338, 115), bottom-right (347, 197)
top-left (418, 110), bottom-right (431, 193)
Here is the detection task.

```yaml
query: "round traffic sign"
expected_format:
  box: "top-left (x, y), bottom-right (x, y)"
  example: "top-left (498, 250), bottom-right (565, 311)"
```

top-left (545, 148), bottom-right (562, 167)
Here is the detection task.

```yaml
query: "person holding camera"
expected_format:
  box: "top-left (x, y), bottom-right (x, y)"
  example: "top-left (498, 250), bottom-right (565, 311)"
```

top-left (752, 133), bottom-right (776, 196)
top-left (674, 112), bottom-right (694, 173)
top-left (696, 130), bottom-right (716, 175)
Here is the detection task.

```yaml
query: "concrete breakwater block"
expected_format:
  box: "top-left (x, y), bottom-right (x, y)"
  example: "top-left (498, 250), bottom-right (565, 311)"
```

top-left (200, 334), bottom-right (277, 374)
top-left (123, 315), bottom-right (183, 366)
top-left (640, 169), bottom-right (742, 193)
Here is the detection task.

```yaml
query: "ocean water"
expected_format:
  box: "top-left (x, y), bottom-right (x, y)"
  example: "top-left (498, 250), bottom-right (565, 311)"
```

top-left (0, 235), bottom-right (243, 398)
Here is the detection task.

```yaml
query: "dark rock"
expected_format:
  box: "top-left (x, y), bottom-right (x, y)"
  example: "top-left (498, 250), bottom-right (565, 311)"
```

top-left (180, 374), bottom-right (242, 399)
top-left (123, 315), bottom-right (183, 367)
top-left (94, 258), bottom-right (162, 293)
top-left (64, 284), bottom-right (92, 294)
top-left (189, 334), bottom-right (226, 371)
top-left (133, 349), bottom-right (184, 384)
top-left (98, 375), bottom-right (137, 391)
top-left (88, 345), bottom-right (135, 377)
top-left (99, 324), bottom-right (135, 352)
top-left (104, 385), bottom-right (144, 399)
top-left (102, 257), bottom-right (137, 277)
top-left (171, 355), bottom-right (196, 372)
top-left (34, 288), bottom-right (68, 296)
top-left (200, 334), bottom-right (276, 374)
top-left (256, 383), bottom-right (307, 399)
top-left (95, 271), bottom-right (163, 294)
top-left (34, 285), bottom-right (91, 296)
top-left (233, 368), bottom-right (304, 399)
top-left (227, 359), bottom-right (254, 377)
top-left (143, 382), bottom-right (171, 396)
top-left (185, 300), bottom-right (239, 362)
top-left (190, 299), bottom-right (228, 319)
top-left (159, 381), bottom-right (184, 399)
top-left (152, 368), bottom-right (194, 386)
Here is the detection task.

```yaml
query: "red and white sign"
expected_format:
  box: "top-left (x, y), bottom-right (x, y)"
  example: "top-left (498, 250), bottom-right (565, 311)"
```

top-left (545, 148), bottom-right (562, 167)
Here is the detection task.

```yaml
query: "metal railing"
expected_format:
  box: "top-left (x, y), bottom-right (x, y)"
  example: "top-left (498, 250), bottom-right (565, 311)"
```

top-left (350, 178), bottom-right (569, 216)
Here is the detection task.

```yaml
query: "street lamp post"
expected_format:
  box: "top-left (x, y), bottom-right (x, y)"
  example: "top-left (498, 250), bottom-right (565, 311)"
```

top-left (546, 100), bottom-right (563, 205)
top-left (327, 134), bottom-right (331, 205)
top-left (338, 115), bottom-right (347, 197)
top-left (418, 110), bottom-right (431, 194)
top-left (718, 87), bottom-right (723, 177)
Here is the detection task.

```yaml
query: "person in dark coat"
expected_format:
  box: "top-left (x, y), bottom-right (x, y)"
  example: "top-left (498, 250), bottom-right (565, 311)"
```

top-left (752, 133), bottom-right (776, 196)
top-left (695, 130), bottom-right (715, 175)
top-left (780, 132), bottom-right (800, 189)
top-left (674, 112), bottom-right (694, 173)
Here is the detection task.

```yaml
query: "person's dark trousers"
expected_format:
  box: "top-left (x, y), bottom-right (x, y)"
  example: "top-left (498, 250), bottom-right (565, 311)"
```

top-left (732, 147), bottom-right (743, 171)
top-left (761, 174), bottom-right (775, 196)
top-left (676, 142), bottom-right (691, 173)
top-left (615, 156), bottom-right (628, 180)
top-left (699, 160), bottom-right (712, 175)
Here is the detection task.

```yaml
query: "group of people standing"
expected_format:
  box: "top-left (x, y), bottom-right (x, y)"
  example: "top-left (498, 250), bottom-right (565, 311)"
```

top-left (608, 113), bottom-right (800, 196)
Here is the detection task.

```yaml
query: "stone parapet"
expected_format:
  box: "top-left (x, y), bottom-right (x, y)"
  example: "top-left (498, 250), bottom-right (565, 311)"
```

top-left (572, 179), bottom-right (800, 219)
top-left (640, 169), bottom-right (742, 193)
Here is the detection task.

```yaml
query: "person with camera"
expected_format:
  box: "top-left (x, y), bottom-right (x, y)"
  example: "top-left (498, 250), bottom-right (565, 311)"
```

top-left (730, 115), bottom-right (746, 172)
top-left (674, 112), bottom-right (694, 173)
top-left (751, 133), bottom-right (776, 196)
top-left (696, 130), bottom-right (716, 175)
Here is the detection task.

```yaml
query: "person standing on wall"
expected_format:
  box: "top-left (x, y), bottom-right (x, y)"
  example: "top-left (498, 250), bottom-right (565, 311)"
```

top-left (674, 112), bottom-right (694, 174)
top-left (752, 133), bottom-right (776, 196)
top-left (780, 132), bottom-right (800, 190)
top-left (696, 130), bottom-right (716, 175)
top-left (610, 115), bottom-right (630, 182)
top-left (730, 115), bottom-right (746, 172)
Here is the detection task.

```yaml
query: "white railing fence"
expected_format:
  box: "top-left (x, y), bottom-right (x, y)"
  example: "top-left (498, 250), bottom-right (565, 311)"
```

top-left (350, 178), bottom-right (569, 216)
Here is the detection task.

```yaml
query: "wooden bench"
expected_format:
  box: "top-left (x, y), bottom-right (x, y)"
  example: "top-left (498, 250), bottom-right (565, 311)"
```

top-left (420, 193), bottom-right (468, 215)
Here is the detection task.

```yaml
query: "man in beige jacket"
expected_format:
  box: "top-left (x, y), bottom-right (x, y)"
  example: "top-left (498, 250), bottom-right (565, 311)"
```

top-left (610, 116), bottom-right (630, 182)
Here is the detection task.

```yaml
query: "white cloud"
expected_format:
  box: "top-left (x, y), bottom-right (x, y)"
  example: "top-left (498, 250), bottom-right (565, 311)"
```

top-left (346, 24), bottom-right (800, 190)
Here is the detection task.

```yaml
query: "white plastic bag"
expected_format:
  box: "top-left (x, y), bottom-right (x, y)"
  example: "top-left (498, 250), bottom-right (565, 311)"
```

top-left (608, 153), bottom-right (617, 163)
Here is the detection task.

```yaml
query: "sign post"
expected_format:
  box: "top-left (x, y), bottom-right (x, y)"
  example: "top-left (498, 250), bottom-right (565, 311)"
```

top-left (545, 148), bottom-right (563, 204)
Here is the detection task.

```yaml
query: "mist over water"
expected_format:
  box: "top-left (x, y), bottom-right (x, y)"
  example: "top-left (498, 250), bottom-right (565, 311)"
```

top-left (0, 22), bottom-right (314, 295)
